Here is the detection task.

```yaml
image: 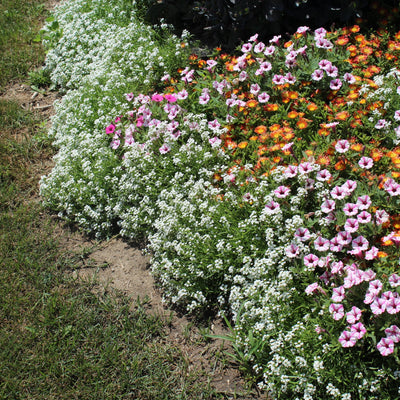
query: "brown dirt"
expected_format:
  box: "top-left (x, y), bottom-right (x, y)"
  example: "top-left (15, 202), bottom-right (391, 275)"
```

top-left (1, 79), bottom-right (265, 400)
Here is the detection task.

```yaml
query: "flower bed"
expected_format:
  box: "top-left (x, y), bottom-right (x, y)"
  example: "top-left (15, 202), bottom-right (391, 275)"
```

top-left (41, 1), bottom-right (400, 397)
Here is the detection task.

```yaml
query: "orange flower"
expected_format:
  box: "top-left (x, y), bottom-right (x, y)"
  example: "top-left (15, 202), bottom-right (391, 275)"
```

top-left (350, 119), bottom-right (363, 128)
top-left (317, 155), bottom-right (331, 166)
top-left (351, 143), bottom-right (363, 152)
top-left (350, 25), bottom-right (360, 33)
top-left (284, 40), bottom-right (293, 48)
top-left (246, 99), bottom-right (258, 108)
top-left (335, 111), bottom-right (350, 121)
top-left (287, 111), bottom-right (298, 119)
top-left (307, 103), bottom-right (318, 111)
top-left (273, 156), bottom-right (282, 163)
top-left (264, 104), bottom-right (279, 112)
top-left (335, 159), bottom-right (347, 170)
top-left (269, 124), bottom-right (281, 132)
top-left (318, 128), bottom-right (330, 136)
top-left (377, 251), bottom-right (388, 258)
top-left (238, 141), bottom-right (248, 149)
top-left (336, 36), bottom-right (349, 46)
top-left (347, 91), bottom-right (359, 100)
top-left (254, 125), bottom-right (267, 135)
top-left (249, 135), bottom-right (258, 141)
top-left (370, 148), bottom-right (383, 162)
top-left (296, 118), bottom-right (310, 129)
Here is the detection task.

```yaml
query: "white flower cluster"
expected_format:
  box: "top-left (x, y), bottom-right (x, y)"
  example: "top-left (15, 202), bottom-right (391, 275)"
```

top-left (39, 0), bottom-right (189, 237)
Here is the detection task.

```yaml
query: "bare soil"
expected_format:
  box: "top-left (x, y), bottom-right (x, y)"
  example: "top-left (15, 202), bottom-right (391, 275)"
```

top-left (1, 79), bottom-right (265, 398)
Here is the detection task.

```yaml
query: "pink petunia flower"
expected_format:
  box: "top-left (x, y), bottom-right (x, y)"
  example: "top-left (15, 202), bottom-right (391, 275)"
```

top-left (295, 227), bottom-right (311, 242)
top-left (370, 297), bottom-right (387, 315)
top-left (385, 325), bottom-right (400, 343)
top-left (344, 218), bottom-right (359, 233)
top-left (335, 139), bottom-right (350, 153)
top-left (316, 169), bottom-right (331, 181)
top-left (304, 253), bottom-right (319, 269)
top-left (314, 236), bottom-right (330, 252)
top-left (357, 211), bottom-right (371, 224)
top-left (329, 303), bottom-right (345, 320)
top-left (346, 306), bottom-right (362, 324)
top-left (351, 322), bottom-right (366, 339)
top-left (389, 273), bottom-right (400, 287)
top-left (274, 186), bottom-right (290, 198)
top-left (105, 124), bottom-right (116, 135)
top-left (356, 195), bottom-right (371, 210)
top-left (377, 337), bottom-right (394, 356)
top-left (386, 297), bottom-right (400, 314)
top-left (257, 92), bottom-right (270, 103)
top-left (330, 79), bottom-right (342, 90)
top-left (285, 243), bottom-right (300, 258)
top-left (311, 69), bottom-right (324, 81)
top-left (365, 246), bottom-right (379, 260)
top-left (331, 186), bottom-right (347, 200)
top-left (339, 330), bottom-right (357, 347)
top-left (336, 231), bottom-right (352, 245)
top-left (331, 285), bottom-right (346, 302)
top-left (343, 203), bottom-right (359, 216)
top-left (284, 165), bottom-right (298, 178)
top-left (358, 156), bottom-right (374, 169)
top-left (321, 199), bottom-right (336, 213)
top-left (159, 143), bottom-right (171, 154)
top-left (265, 200), bottom-right (280, 214)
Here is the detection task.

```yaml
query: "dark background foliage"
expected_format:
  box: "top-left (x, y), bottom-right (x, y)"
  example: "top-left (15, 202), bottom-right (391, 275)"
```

top-left (143, 0), bottom-right (400, 51)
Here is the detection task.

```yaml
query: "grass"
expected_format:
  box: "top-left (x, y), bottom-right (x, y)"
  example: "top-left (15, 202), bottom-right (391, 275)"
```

top-left (0, 1), bottom-right (232, 398)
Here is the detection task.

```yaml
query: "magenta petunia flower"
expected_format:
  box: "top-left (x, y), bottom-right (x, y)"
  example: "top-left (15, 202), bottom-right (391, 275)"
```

top-left (151, 93), bottom-right (164, 102)
top-left (375, 119), bottom-right (388, 129)
top-left (352, 235), bottom-right (369, 251)
top-left (105, 124), bottom-right (116, 135)
top-left (298, 162), bottom-right (313, 174)
top-left (272, 74), bottom-right (286, 85)
top-left (389, 273), bottom-right (400, 287)
top-left (164, 94), bottom-right (177, 103)
top-left (330, 237), bottom-right (343, 252)
top-left (208, 119), bottom-right (221, 131)
top-left (254, 41), bottom-right (265, 53)
top-left (305, 282), bottom-right (321, 295)
top-left (377, 337), bottom-right (394, 356)
top-left (241, 43), bottom-right (252, 53)
top-left (264, 45), bottom-right (275, 56)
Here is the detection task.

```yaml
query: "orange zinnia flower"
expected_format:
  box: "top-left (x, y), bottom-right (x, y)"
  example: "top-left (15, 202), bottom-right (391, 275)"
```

top-left (370, 148), bottom-right (383, 162)
top-left (350, 25), bottom-right (360, 33)
top-left (238, 141), bottom-right (248, 149)
top-left (269, 124), bottom-right (281, 132)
